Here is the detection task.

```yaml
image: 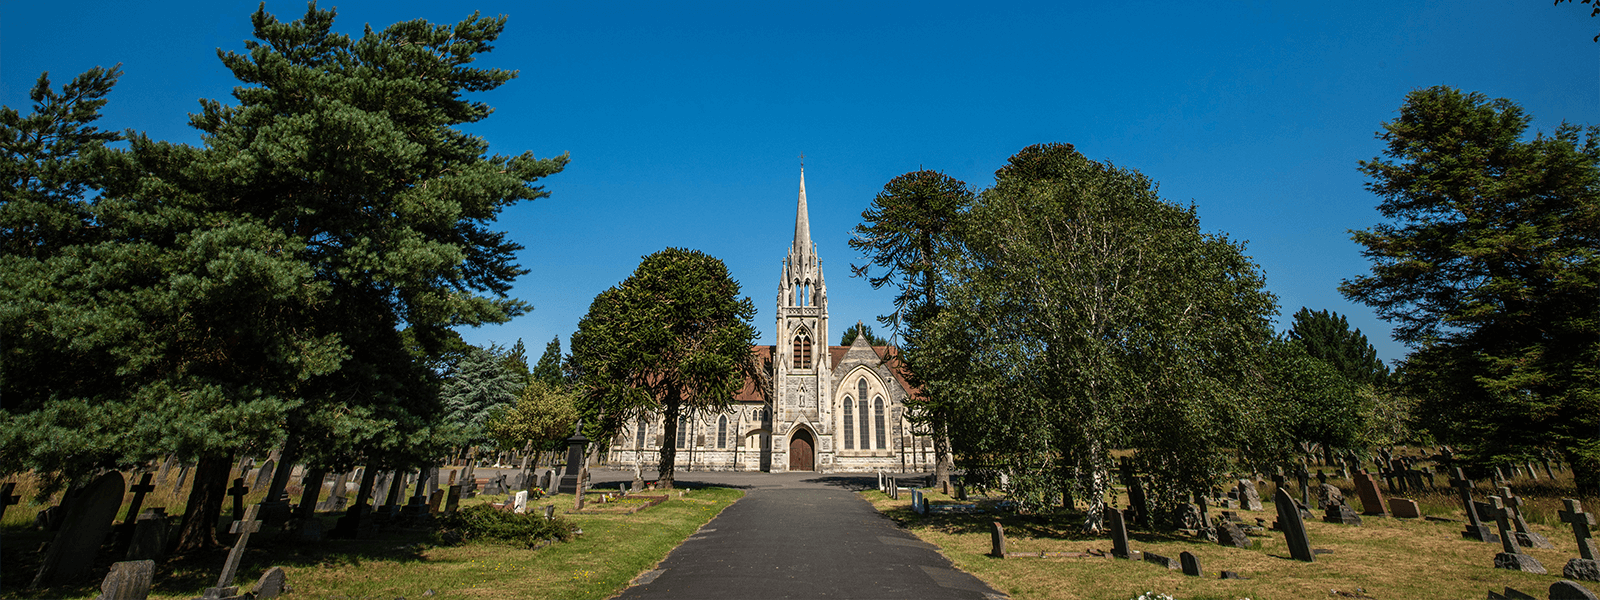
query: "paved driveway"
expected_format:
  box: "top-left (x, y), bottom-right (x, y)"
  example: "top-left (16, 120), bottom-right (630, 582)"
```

top-left (588, 469), bottom-right (1006, 600)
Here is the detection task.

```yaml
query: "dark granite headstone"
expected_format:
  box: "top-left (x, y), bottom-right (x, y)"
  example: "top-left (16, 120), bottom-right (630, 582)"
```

top-left (1217, 520), bottom-right (1251, 549)
top-left (1551, 580), bottom-right (1600, 600)
top-left (94, 559), bottom-right (153, 600)
top-left (1274, 487), bottom-right (1315, 562)
top-left (124, 508), bottom-right (170, 562)
top-left (989, 522), bottom-right (1005, 557)
top-left (1179, 551), bottom-right (1203, 577)
top-left (1143, 551), bottom-right (1179, 569)
top-left (1566, 559), bottom-right (1600, 583)
top-left (253, 460), bottom-right (275, 490)
top-left (1452, 467), bottom-right (1500, 543)
top-left (251, 566), bottom-right (289, 599)
top-left (445, 484), bottom-right (463, 514)
top-left (1499, 487), bottom-right (1555, 549)
top-left (33, 471), bottom-right (125, 587)
top-left (1560, 499), bottom-right (1598, 560)
top-left (1352, 471), bottom-right (1388, 517)
top-left (1323, 499), bottom-right (1362, 526)
top-left (1106, 507), bottom-right (1130, 558)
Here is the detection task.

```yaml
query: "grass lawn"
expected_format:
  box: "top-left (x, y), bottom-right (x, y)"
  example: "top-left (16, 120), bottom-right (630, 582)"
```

top-left (864, 486), bottom-right (1600, 600)
top-left (2, 486), bottom-right (742, 600)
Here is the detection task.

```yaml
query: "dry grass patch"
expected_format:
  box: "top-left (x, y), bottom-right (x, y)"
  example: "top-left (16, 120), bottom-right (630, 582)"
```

top-left (865, 488), bottom-right (1598, 600)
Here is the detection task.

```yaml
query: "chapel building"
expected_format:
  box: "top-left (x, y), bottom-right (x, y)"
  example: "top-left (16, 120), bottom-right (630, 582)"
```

top-left (607, 170), bottom-right (932, 472)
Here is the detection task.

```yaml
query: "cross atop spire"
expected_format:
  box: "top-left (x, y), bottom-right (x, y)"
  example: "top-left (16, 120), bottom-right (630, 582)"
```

top-left (793, 167), bottom-right (811, 253)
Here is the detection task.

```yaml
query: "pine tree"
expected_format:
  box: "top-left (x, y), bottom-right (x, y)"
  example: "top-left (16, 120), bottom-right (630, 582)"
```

top-left (1287, 307), bottom-right (1389, 386)
top-left (839, 322), bottom-right (887, 346)
top-left (441, 345), bottom-right (523, 433)
top-left (531, 336), bottom-right (564, 387)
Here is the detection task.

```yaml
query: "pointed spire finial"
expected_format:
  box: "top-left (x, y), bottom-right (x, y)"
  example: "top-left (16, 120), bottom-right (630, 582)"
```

top-left (794, 162), bottom-right (811, 253)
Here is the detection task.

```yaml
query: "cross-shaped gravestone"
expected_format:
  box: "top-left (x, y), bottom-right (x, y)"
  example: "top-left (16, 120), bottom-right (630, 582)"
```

top-left (1559, 498), bottom-right (1598, 560)
top-left (115, 473), bottom-right (157, 549)
top-left (1499, 487), bottom-right (1555, 549)
top-left (202, 504), bottom-right (263, 599)
top-left (1452, 467), bottom-right (1499, 543)
top-left (1485, 496), bottom-right (1547, 573)
top-left (227, 478), bottom-right (249, 524)
top-left (0, 481), bottom-right (19, 523)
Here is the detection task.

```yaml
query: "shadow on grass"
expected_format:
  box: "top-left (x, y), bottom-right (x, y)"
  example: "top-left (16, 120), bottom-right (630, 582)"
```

top-left (1, 514), bottom-right (434, 599)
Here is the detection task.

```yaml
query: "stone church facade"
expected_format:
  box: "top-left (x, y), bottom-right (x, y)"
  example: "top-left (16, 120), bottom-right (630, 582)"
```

top-left (607, 171), bottom-right (934, 473)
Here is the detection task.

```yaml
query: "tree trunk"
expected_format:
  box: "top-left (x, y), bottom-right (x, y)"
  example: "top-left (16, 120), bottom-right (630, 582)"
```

top-left (660, 393), bottom-right (681, 489)
top-left (173, 454), bottom-right (231, 552)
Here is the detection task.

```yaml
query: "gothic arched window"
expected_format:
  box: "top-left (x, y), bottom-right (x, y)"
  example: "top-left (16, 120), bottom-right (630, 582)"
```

top-left (637, 420), bottom-right (647, 448)
top-left (858, 397), bottom-right (870, 451)
top-left (793, 332), bottom-right (812, 369)
top-left (874, 397), bottom-right (886, 450)
top-left (842, 397), bottom-right (854, 450)
top-left (676, 416), bottom-right (686, 449)
top-left (717, 415), bottom-right (728, 449)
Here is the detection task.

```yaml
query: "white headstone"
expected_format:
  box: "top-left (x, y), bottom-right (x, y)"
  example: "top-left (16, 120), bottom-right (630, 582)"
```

top-left (912, 490), bottom-right (926, 514)
top-left (512, 490), bottom-right (529, 514)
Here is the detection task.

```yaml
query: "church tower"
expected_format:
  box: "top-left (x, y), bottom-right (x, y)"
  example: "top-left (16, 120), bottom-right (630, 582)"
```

top-left (772, 168), bottom-right (831, 471)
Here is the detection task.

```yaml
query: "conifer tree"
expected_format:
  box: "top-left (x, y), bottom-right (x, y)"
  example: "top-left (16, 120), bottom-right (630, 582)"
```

top-left (1287, 307), bottom-right (1389, 386)
top-left (531, 336), bottom-right (565, 387)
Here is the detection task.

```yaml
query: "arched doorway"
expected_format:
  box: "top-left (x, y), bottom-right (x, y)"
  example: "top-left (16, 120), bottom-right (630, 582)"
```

top-left (788, 428), bottom-right (815, 471)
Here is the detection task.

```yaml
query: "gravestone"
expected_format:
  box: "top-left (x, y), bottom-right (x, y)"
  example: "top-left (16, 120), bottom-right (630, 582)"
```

top-left (317, 472), bottom-right (349, 512)
top-left (173, 464), bottom-right (191, 490)
top-left (1296, 465), bottom-right (1311, 509)
top-left (558, 422), bottom-right (590, 494)
top-left (513, 490), bottom-right (529, 514)
top-left (911, 490), bottom-right (925, 514)
top-left (1388, 498), bottom-right (1422, 519)
top-left (1500, 487), bottom-right (1555, 549)
top-left (402, 470), bottom-right (431, 518)
top-left (1488, 586), bottom-right (1540, 600)
top-left (1106, 507), bottom-right (1131, 559)
top-left (1142, 551), bottom-right (1179, 569)
top-left (124, 508), bottom-right (170, 561)
top-left (251, 566), bottom-right (289, 600)
top-left (1550, 580), bottom-right (1600, 600)
top-left (1217, 519), bottom-right (1251, 549)
top-left (1179, 551), bottom-right (1204, 577)
top-left (1274, 487), bottom-right (1315, 562)
top-left (1323, 498), bottom-right (1362, 526)
top-left (445, 485), bottom-right (463, 514)
top-left (33, 471), bottom-right (126, 587)
top-left (989, 522), bottom-right (1006, 557)
top-left (1486, 496), bottom-right (1547, 574)
top-left (296, 469), bottom-right (327, 519)
top-left (428, 489), bottom-right (444, 514)
top-left (1561, 499), bottom-right (1598, 560)
top-left (1315, 483), bottom-right (1342, 510)
top-left (227, 478), bottom-right (248, 525)
top-left (372, 472), bottom-right (393, 510)
top-left (114, 473), bottom-right (157, 551)
top-left (1568, 559), bottom-right (1600, 583)
top-left (542, 505), bottom-right (555, 520)
top-left (154, 455), bottom-right (176, 486)
top-left (94, 559), bottom-right (153, 600)
top-left (448, 469), bottom-right (457, 486)
top-left (1237, 479), bottom-right (1263, 511)
top-left (253, 460), bottom-right (276, 490)
top-left (1452, 467), bottom-right (1500, 543)
top-left (199, 504), bottom-right (264, 599)
top-left (380, 470), bottom-right (405, 517)
top-left (1352, 472), bottom-right (1388, 517)
top-left (295, 517), bottom-right (325, 543)
top-left (0, 481), bottom-right (19, 523)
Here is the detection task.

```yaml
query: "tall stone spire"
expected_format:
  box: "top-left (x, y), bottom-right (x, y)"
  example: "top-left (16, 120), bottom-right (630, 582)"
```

top-left (793, 167), bottom-right (812, 254)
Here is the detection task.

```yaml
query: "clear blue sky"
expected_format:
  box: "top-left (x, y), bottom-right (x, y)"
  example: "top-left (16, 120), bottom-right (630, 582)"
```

top-left (4, 1), bottom-right (1596, 366)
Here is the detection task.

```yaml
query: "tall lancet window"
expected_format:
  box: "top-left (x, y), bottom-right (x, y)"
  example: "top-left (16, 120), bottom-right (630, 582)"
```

top-left (637, 420), bottom-right (646, 448)
top-left (842, 399), bottom-right (854, 449)
top-left (676, 416), bottom-right (686, 448)
top-left (793, 332), bottom-right (812, 369)
top-left (857, 380), bottom-right (871, 450)
top-left (717, 416), bottom-right (728, 449)
top-left (874, 397), bottom-right (886, 450)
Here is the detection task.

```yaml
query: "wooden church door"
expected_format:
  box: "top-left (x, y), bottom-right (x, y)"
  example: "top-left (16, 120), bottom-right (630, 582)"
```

top-left (788, 429), bottom-right (814, 471)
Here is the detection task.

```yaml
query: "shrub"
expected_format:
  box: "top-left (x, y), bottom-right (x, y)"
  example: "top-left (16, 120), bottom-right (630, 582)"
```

top-left (435, 504), bottom-right (577, 547)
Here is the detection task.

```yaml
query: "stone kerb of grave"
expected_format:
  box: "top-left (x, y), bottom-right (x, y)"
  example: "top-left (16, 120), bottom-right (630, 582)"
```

top-left (33, 471), bottom-right (126, 588)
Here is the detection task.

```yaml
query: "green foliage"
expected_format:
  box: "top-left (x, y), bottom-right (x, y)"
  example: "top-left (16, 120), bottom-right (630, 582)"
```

top-left (484, 380), bottom-right (580, 451)
top-left (531, 336), bottom-right (565, 387)
top-left (568, 248), bottom-right (759, 486)
top-left (502, 339), bottom-right (532, 386)
top-left (442, 344), bottom-right (524, 435)
top-left (435, 504), bottom-right (577, 547)
top-left (907, 143), bottom-right (1279, 525)
top-left (1265, 338), bottom-right (1366, 458)
top-left (1342, 87), bottom-right (1600, 493)
top-left (838, 322), bottom-right (887, 346)
top-left (1287, 307), bottom-right (1389, 386)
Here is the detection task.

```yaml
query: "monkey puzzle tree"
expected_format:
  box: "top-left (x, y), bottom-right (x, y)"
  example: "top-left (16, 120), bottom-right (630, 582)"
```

top-left (569, 248), bottom-right (760, 488)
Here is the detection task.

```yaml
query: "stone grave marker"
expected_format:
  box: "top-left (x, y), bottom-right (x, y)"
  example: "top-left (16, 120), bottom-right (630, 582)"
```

top-left (1274, 487), bottom-right (1315, 562)
top-left (317, 472), bottom-right (348, 512)
top-left (545, 470), bottom-right (560, 497)
top-left (1323, 498), bottom-right (1362, 526)
top-left (428, 489), bottom-right (444, 514)
top-left (199, 503), bottom-right (264, 599)
top-left (1143, 551), bottom-right (1179, 569)
top-left (251, 566), bottom-right (289, 599)
top-left (513, 490), bottom-right (529, 514)
top-left (380, 470), bottom-right (405, 517)
top-left (1237, 479), bottom-right (1263, 511)
top-left (1180, 551), bottom-right (1204, 577)
top-left (1499, 487), bottom-right (1555, 549)
top-left (372, 472), bottom-right (393, 510)
top-left (33, 471), bottom-right (125, 587)
top-left (1560, 499), bottom-right (1597, 560)
top-left (173, 464), bottom-right (191, 491)
top-left (1452, 467), bottom-right (1500, 543)
top-left (1353, 471), bottom-right (1388, 517)
top-left (911, 489), bottom-right (925, 514)
top-left (542, 505), bottom-right (555, 520)
top-left (1217, 519), bottom-right (1251, 549)
top-left (0, 481), bottom-right (20, 523)
top-left (294, 517), bottom-right (325, 543)
top-left (114, 473), bottom-right (157, 551)
top-left (1106, 507), bottom-right (1131, 558)
top-left (253, 460), bottom-right (276, 490)
top-left (1550, 580), bottom-right (1600, 600)
top-left (296, 469), bottom-right (326, 518)
top-left (1296, 465), bottom-right (1311, 509)
top-left (1388, 498), bottom-right (1422, 518)
top-left (1487, 586), bottom-right (1540, 600)
top-left (227, 478), bottom-right (248, 525)
top-left (124, 508), bottom-right (170, 561)
top-left (402, 470), bottom-right (431, 518)
top-left (154, 455), bottom-right (176, 486)
top-left (95, 559), bottom-right (153, 600)
top-left (1486, 496), bottom-right (1547, 574)
top-left (445, 484), bottom-right (463, 514)
top-left (989, 522), bottom-right (1006, 557)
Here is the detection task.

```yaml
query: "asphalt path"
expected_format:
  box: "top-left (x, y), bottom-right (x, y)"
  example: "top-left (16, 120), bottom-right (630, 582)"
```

top-left (563, 468), bottom-right (1009, 600)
